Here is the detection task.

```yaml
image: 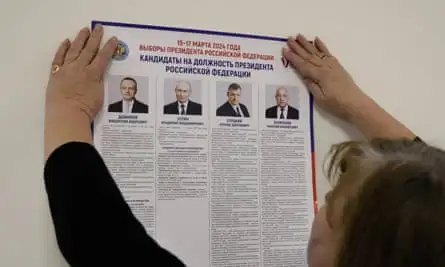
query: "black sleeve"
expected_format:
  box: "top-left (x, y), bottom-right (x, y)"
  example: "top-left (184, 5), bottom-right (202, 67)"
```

top-left (43, 142), bottom-right (185, 267)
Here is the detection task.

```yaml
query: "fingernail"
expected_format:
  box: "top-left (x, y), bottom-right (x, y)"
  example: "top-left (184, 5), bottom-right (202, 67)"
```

top-left (94, 24), bottom-right (103, 34)
top-left (283, 47), bottom-right (290, 53)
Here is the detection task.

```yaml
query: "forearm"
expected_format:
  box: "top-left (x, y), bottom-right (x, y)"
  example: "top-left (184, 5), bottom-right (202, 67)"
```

top-left (350, 96), bottom-right (416, 141)
top-left (44, 142), bottom-right (186, 266)
top-left (44, 104), bottom-right (92, 161)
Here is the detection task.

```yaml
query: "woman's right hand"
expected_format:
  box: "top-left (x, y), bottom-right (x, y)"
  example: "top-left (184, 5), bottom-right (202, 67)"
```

top-left (46, 25), bottom-right (118, 122)
top-left (282, 35), bottom-right (368, 122)
top-left (44, 25), bottom-right (118, 160)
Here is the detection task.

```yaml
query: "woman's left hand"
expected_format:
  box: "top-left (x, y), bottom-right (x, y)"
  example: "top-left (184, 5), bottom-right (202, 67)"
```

top-left (45, 25), bottom-right (118, 121)
top-left (282, 35), bottom-right (366, 123)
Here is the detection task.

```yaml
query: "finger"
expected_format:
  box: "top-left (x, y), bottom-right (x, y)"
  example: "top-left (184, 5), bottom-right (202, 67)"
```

top-left (77, 24), bottom-right (104, 66)
top-left (64, 27), bottom-right (91, 63)
top-left (314, 37), bottom-right (332, 56)
top-left (283, 47), bottom-right (319, 80)
top-left (287, 36), bottom-right (312, 60)
top-left (52, 39), bottom-right (71, 66)
top-left (303, 78), bottom-right (324, 99)
top-left (88, 36), bottom-right (119, 79)
top-left (296, 34), bottom-right (320, 56)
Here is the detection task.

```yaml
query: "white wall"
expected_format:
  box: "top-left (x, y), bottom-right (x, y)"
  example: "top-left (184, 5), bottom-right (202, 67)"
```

top-left (1, 0), bottom-right (444, 266)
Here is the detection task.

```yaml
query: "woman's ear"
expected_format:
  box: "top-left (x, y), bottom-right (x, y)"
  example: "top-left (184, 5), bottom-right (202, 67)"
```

top-left (307, 205), bottom-right (336, 267)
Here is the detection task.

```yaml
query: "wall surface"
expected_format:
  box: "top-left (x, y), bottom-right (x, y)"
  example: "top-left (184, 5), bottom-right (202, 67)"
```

top-left (1, 0), bottom-right (444, 266)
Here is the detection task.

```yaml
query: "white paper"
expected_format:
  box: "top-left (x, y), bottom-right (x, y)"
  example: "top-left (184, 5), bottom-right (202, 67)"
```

top-left (92, 21), bottom-right (316, 267)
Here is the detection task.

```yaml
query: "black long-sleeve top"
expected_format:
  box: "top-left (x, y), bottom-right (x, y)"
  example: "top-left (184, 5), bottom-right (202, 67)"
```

top-left (44, 142), bottom-right (186, 266)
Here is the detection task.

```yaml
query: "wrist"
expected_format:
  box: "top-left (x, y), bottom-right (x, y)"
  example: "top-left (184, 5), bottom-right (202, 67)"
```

top-left (45, 101), bottom-right (92, 124)
top-left (44, 104), bottom-right (93, 160)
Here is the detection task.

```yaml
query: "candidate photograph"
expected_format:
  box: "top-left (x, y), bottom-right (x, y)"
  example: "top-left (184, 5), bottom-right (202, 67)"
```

top-left (265, 86), bottom-right (299, 120)
top-left (107, 76), bottom-right (149, 114)
top-left (216, 82), bottom-right (250, 117)
top-left (163, 80), bottom-right (202, 116)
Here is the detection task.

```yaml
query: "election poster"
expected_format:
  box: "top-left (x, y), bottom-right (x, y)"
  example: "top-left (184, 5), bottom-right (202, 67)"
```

top-left (92, 20), bottom-right (316, 267)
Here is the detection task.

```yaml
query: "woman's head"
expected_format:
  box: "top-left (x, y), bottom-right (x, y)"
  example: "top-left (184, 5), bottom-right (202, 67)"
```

top-left (321, 139), bottom-right (445, 267)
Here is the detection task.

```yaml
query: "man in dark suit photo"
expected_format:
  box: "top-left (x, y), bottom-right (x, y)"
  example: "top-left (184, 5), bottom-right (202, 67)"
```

top-left (163, 80), bottom-right (202, 116)
top-left (265, 87), bottom-right (299, 120)
top-left (216, 83), bottom-right (250, 117)
top-left (107, 77), bottom-right (149, 114)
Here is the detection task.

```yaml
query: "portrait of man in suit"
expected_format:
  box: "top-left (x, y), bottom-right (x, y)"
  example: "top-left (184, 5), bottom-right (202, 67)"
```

top-left (163, 80), bottom-right (202, 116)
top-left (265, 87), bottom-right (299, 120)
top-left (107, 77), bottom-right (149, 114)
top-left (216, 83), bottom-right (250, 117)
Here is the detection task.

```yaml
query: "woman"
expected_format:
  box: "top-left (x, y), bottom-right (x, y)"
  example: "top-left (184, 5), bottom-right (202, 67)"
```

top-left (44, 25), bottom-right (432, 266)
top-left (329, 138), bottom-right (445, 267)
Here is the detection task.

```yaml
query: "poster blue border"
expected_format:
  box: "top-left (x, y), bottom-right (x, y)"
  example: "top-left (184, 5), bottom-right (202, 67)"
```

top-left (91, 20), bottom-right (315, 155)
top-left (92, 20), bottom-right (288, 43)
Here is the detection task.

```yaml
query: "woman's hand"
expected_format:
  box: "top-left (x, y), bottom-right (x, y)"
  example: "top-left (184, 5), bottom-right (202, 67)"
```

top-left (46, 25), bottom-right (118, 121)
top-left (44, 25), bottom-right (118, 160)
top-left (282, 35), bottom-right (367, 122)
